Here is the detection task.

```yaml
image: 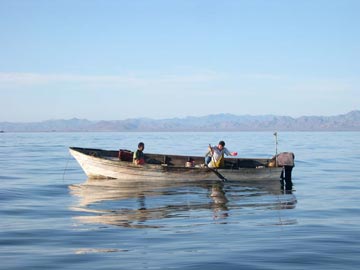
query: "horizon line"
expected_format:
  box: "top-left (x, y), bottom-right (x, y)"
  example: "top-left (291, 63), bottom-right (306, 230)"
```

top-left (1, 110), bottom-right (359, 124)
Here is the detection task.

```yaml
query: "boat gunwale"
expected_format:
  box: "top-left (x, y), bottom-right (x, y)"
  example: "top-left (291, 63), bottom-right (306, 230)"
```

top-left (69, 146), bottom-right (274, 168)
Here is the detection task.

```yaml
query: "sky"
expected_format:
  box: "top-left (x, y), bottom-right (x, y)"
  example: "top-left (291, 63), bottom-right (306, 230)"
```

top-left (0, 0), bottom-right (359, 122)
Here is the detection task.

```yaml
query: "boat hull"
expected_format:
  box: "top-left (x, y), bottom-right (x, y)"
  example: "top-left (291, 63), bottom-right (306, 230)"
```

top-left (69, 147), bottom-right (283, 182)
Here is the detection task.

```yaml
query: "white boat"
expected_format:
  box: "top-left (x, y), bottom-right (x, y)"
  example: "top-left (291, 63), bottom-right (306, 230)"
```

top-left (69, 147), bottom-right (283, 182)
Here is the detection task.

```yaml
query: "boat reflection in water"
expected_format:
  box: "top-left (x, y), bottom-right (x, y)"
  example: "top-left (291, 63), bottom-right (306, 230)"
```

top-left (69, 179), bottom-right (297, 229)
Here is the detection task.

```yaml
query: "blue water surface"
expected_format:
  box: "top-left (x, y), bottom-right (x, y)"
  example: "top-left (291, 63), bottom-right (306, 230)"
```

top-left (0, 132), bottom-right (359, 270)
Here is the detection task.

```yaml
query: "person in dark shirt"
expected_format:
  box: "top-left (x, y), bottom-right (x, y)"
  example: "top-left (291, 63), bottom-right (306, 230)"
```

top-left (133, 142), bottom-right (145, 165)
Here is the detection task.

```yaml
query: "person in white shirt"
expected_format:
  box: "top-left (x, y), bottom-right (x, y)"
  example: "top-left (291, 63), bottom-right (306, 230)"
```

top-left (205, 141), bottom-right (237, 168)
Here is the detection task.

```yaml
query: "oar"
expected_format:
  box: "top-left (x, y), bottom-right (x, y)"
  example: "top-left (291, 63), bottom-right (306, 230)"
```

top-left (208, 167), bottom-right (227, 182)
top-left (208, 144), bottom-right (227, 182)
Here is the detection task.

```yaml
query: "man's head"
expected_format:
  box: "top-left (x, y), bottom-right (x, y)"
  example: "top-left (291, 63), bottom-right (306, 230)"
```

top-left (218, 140), bottom-right (225, 149)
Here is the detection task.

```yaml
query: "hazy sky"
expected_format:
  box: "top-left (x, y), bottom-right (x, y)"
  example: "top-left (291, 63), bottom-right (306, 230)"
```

top-left (0, 0), bottom-right (359, 122)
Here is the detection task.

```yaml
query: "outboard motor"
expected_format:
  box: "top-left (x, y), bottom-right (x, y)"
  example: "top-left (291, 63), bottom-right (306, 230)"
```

top-left (276, 152), bottom-right (295, 190)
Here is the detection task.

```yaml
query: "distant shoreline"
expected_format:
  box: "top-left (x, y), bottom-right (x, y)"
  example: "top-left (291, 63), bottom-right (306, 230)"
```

top-left (1, 131), bottom-right (359, 134)
top-left (1, 110), bottom-right (359, 132)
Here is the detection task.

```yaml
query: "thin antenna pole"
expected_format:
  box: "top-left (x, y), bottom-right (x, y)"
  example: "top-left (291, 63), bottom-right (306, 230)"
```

top-left (274, 132), bottom-right (278, 166)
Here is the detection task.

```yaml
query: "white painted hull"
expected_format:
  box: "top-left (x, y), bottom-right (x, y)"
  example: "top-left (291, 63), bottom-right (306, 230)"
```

top-left (70, 147), bottom-right (283, 182)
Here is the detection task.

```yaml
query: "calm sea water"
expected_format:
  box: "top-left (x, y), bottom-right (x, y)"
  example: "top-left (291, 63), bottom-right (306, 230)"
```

top-left (1, 132), bottom-right (359, 270)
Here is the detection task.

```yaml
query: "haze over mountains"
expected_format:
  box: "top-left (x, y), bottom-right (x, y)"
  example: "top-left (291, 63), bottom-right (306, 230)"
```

top-left (1, 111), bottom-right (359, 132)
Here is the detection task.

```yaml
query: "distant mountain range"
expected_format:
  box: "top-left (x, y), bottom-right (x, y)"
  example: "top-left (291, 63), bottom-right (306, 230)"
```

top-left (1, 110), bottom-right (359, 132)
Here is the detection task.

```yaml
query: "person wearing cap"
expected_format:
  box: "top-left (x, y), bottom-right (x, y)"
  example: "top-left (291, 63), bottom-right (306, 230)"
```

top-left (205, 141), bottom-right (238, 168)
